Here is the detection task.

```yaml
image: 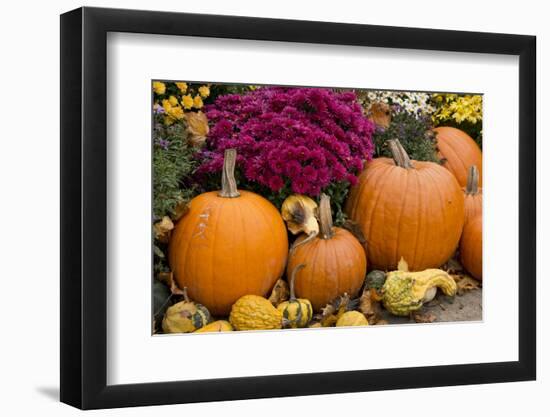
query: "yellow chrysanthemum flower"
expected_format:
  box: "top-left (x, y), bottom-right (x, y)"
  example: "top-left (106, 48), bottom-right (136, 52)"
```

top-left (153, 81), bottom-right (166, 95)
top-left (193, 95), bottom-right (204, 109)
top-left (162, 99), bottom-right (172, 112)
top-left (181, 95), bottom-right (194, 110)
top-left (175, 82), bottom-right (188, 93)
top-left (432, 94), bottom-right (482, 125)
top-left (168, 105), bottom-right (184, 120)
top-left (198, 86), bottom-right (210, 98)
top-left (168, 95), bottom-right (179, 106)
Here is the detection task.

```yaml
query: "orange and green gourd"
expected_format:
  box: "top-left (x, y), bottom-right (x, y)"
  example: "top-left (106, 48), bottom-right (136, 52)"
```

top-left (382, 268), bottom-right (457, 316)
top-left (277, 264), bottom-right (313, 328)
top-left (162, 287), bottom-right (212, 333)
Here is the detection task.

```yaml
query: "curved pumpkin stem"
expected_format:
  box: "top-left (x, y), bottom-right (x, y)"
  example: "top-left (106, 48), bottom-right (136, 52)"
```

top-left (289, 231), bottom-right (318, 254)
top-left (388, 139), bottom-right (413, 169)
top-left (466, 165), bottom-right (480, 194)
top-left (319, 193), bottom-right (334, 239)
top-left (288, 263), bottom-right (306, 301)
top-left (218, 148), bottom-right (240, 198)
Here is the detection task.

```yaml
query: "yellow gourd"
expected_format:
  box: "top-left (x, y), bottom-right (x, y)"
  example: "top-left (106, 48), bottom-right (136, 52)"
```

top-left (162, 288), bottom-right (211, 333)
top-left (229, 295), bottom-right (283, 331)
top-left (194, 320), bottom-right (233, 333)
top-left (382, 269), bottom-right (457, 316)
top-left (277, 264), bottom-right (313, 328)
top-left (336, 311), bottom-right (369, 327)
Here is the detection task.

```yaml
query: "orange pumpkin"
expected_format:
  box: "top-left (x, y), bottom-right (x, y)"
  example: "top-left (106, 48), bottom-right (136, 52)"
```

top-left (463, 165), bottom-right (482, 224)
top-left (435, 126), bottom-right (482, 187)
top-left (460, 215), bottom-right (482, 280)
top-left (288, 194), bottom-right (367, 312)
top-left (345, 139), bottom-right (464, 271)
top-left (169, 149), bottom-right (289, 315)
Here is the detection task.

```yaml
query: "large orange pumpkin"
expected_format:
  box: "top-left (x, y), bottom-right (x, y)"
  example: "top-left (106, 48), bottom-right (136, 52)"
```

top-left (460, 215), bottom-right (482, 280)
top-left (169, 149), bottom-right (289, 315)
top-left (345, 139), bottom-right (464, 271)
top-left (463, 165), bottom-right (482, 224)
top-left (288, 194), bottom-right (367, 312)
top-left (435, 126), bottom-right (482, 187)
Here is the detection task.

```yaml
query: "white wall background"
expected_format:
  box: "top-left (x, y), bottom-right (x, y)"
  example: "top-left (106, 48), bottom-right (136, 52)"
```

top-left (0, 0), bottom-right (545, 415)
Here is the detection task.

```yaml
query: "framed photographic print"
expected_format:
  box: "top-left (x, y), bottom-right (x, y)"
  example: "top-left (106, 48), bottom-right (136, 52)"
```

top-left (60, 6), bottom-right (536, 410)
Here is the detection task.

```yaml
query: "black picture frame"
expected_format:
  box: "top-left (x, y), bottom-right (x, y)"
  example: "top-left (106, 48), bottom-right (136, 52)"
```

top-left (60, 6), bottom-right (536, 410)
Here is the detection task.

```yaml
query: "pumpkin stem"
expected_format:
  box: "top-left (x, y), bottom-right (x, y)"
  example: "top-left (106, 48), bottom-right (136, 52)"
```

top-left (289, 231), bottom-right (318, 254)
top-left (388, 139), bottom-right (413, 169)
top-left (319, 193), bottom-right (334, 239)
top-left (289, 263), bottom-right (306, 300)
top-left (182, 287), bottom-right (190, 303)
top-left (466, 165), bottom-right (479, 194)
top-left (218, 148), bottom-right (240, 198)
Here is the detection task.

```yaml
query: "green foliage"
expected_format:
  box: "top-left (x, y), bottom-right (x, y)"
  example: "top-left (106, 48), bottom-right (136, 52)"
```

top-left (153, 117), bottom-right (199, 277)
top-left (153, 121), bottom-right (197, 221)
top-left (207, 84), bottom-right (256, 102)
top-left (373, 111), bottom-right (440, 162)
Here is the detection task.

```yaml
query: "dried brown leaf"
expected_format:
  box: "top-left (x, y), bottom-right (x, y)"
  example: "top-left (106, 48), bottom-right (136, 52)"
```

top-left (172, 201), bottom-right (190, 221)
top-left (366, 102), bottom-right (391, 128)
top-left (157, 271), bottom-right (174, 287)
top-left (359, 288), bottom-right (383, 322)
top-left (320, 315), bottom-right (338, 327)
top-left (154, 216), bottom-right (174, 243)
top-left (342, 219), bottom-right (367, 245)
top-left (317, 293), bottom-right (357, 326)
top-left (413, 312), bottom-right (437, 323)
top-left (185, 111), bottom-right (209, 147)
top-left (442, 257), bottom-right (463, 274)
top-left (453, 274), bottom-right (481, 295)
top-left (169, 278), bottom-right (185, 296)
top-left (268, 279), bottom-right (290, 306)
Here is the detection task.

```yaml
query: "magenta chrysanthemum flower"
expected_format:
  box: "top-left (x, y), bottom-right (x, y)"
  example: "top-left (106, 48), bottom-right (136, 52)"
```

top-left (266, 175), bottom-right (284, 191)
top-left (196, 86), bottom-right (375, 196)
top-left (302, 165), bottom-right (317, 182)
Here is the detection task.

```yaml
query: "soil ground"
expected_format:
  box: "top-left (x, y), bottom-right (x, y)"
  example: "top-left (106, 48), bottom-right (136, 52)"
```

top-left (381, 288), bottom-right (482, 324)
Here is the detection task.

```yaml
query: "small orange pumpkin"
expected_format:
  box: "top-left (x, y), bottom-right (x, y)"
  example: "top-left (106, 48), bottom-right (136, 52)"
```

top-left (287, 194), bottom-right (367, 312)
top-left (345, 139), bottom-right (464, 271)
top-left (463, 165), bottom-right (482, 224)
top-left (169, 149), bottom-right (289, 315)
top-left (460, 215), bottom-right (482, 280)
top-left (435, 126), bottom-right (482, 187)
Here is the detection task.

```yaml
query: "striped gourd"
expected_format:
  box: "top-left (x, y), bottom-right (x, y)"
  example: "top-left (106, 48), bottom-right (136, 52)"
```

top-left (277, 264), bottom-right (313, 328)
top-left (162, 287), bottom-right (211, 333)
